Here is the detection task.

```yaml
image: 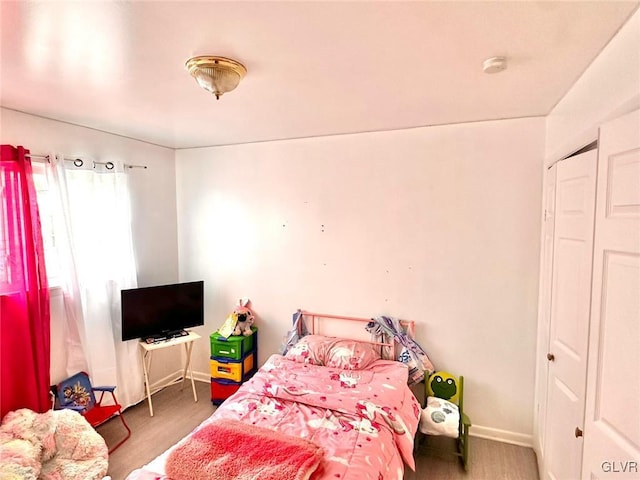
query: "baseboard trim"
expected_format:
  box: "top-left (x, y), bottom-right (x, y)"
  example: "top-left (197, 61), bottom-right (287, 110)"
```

top-left (470, 425), bottom-right (534, 448)
top-left (150, 370), bottom-right (209, 394)
top-left (193, 371), bottom-right (210, 383)
top-left (149, 371), bottom-right (185, 394)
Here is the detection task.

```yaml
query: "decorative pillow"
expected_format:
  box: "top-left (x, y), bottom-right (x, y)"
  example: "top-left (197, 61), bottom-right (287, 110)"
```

top-left (325, 339), bottom-right (381, 370)
top-left (419, 396), bottom-right (460, 438)
top-left (283, 335), bottom-right (331, 365)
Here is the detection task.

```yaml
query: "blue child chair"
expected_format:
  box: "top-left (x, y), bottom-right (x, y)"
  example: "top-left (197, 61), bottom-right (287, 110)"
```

top-left (53, 371), bottom-right (131, 453)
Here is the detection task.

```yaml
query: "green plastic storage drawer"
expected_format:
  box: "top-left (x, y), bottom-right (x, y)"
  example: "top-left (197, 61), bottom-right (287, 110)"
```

top-left (210, 327), bottom-right (256, 360)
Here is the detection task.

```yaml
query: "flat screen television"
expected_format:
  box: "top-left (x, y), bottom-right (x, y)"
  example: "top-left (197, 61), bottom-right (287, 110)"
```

top-left (121, 280), bottom-right (204, 341)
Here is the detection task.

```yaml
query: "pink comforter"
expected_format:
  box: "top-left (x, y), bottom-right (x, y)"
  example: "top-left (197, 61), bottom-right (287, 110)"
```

top-left (127, 354), bottom-right (421, 480)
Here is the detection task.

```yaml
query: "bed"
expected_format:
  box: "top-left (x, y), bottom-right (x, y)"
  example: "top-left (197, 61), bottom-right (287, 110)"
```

top-left (125, 311), bottom-right (424, 480)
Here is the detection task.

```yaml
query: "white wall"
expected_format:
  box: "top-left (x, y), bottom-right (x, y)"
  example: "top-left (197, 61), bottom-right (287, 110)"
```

top-left (546, 7), bottom-right (640, 162)
top-left (175, 117), bottom-right (544, 444)
top-left (0, 108), bottom-right (181, 386)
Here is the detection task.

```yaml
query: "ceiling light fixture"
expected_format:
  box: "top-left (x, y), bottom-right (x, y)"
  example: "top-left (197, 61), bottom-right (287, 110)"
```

top-left (185, 56), bottom-right (247, 100)
top-left (483, 56), bottom-right (507, 74)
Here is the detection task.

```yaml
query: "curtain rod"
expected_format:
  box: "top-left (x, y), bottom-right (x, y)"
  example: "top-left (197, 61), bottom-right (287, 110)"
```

top-left (25, 153), bottom-right (148, 170)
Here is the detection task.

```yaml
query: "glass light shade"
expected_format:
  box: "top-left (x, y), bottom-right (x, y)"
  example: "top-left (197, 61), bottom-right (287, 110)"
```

top-left (186, 56), bottom-right (247, 100)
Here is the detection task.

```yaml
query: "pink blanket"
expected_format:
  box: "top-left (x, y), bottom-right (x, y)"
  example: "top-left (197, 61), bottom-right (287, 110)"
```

top-left (165, 419), bottom-right (323, 480)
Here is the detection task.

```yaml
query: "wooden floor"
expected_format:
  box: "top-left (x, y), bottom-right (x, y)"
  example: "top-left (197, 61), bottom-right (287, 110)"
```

top-left (409, 436), bottom-right (539, 480)
top-left (98, 380), bottom-right (216, 480)
top-left (99, 380), bottom-right (539, 480)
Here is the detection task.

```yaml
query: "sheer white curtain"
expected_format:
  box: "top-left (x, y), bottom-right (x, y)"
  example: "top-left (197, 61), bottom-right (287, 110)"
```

top-left (47, 154), bottom-right (143, 408)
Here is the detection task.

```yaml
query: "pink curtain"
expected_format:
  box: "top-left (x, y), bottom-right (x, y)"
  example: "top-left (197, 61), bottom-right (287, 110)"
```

top-left (0, 145), bottom-right (51, 419)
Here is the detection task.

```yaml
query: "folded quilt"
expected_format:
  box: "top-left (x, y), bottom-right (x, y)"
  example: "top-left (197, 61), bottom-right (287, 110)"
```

top-left (165, 418), bottom-right (323, 480)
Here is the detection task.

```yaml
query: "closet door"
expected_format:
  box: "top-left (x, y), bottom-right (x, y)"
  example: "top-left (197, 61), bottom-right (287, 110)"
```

top-left (543, 150), bottom-right (597, 480)
top-left (534, 163), bottom-right (557, 460)
top-left (582, 109), bottom-right (640, 479)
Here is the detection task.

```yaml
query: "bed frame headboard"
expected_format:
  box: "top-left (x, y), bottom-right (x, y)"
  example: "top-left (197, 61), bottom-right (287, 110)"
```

top-left (299, 310), bottom-right (415, 360)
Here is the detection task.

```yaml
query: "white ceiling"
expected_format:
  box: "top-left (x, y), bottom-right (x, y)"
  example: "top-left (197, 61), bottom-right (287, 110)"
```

top-left (1, 1), bottom-right (638, 149)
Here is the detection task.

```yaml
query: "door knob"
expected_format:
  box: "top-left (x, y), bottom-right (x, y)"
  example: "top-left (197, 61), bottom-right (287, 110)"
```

top-left (575, 427), bottom-right (583, 438)
top-left (547, 353), bottom-right (555, 361)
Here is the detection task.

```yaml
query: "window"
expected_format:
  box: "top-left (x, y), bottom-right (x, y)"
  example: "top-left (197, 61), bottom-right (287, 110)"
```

top-left (32, 162), bottom-right (61, 287)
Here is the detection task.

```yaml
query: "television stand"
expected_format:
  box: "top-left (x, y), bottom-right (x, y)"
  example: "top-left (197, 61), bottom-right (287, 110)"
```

top-left (138, 331), bottom-right (201, 416)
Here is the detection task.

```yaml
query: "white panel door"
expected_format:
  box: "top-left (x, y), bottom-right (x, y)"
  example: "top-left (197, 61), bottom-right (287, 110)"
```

top-left (543, 150), bottom-right (598, 480)
top-left (582, 109), bottom-right (640, 479)
top-left (534, 164), bottom-right (557, 461)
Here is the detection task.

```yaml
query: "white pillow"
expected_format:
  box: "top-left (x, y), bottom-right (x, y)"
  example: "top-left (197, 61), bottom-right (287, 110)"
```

top-left (419, 396), bottom-right (460, 438)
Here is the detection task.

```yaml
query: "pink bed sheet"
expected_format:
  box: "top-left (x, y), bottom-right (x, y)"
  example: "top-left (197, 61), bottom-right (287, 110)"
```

top-left (126, 354), bottom-right (421, 480)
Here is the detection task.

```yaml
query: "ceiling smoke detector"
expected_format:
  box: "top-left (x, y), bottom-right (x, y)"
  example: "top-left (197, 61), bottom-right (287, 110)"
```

top-left (483, 56), bottom-right (507, 74)
top-left (185, 56), bottom-right (247, 100)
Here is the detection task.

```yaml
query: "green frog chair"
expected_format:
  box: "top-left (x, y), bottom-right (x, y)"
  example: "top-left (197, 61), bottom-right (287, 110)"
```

top-left (417, 371), bottom-right (471, 470)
